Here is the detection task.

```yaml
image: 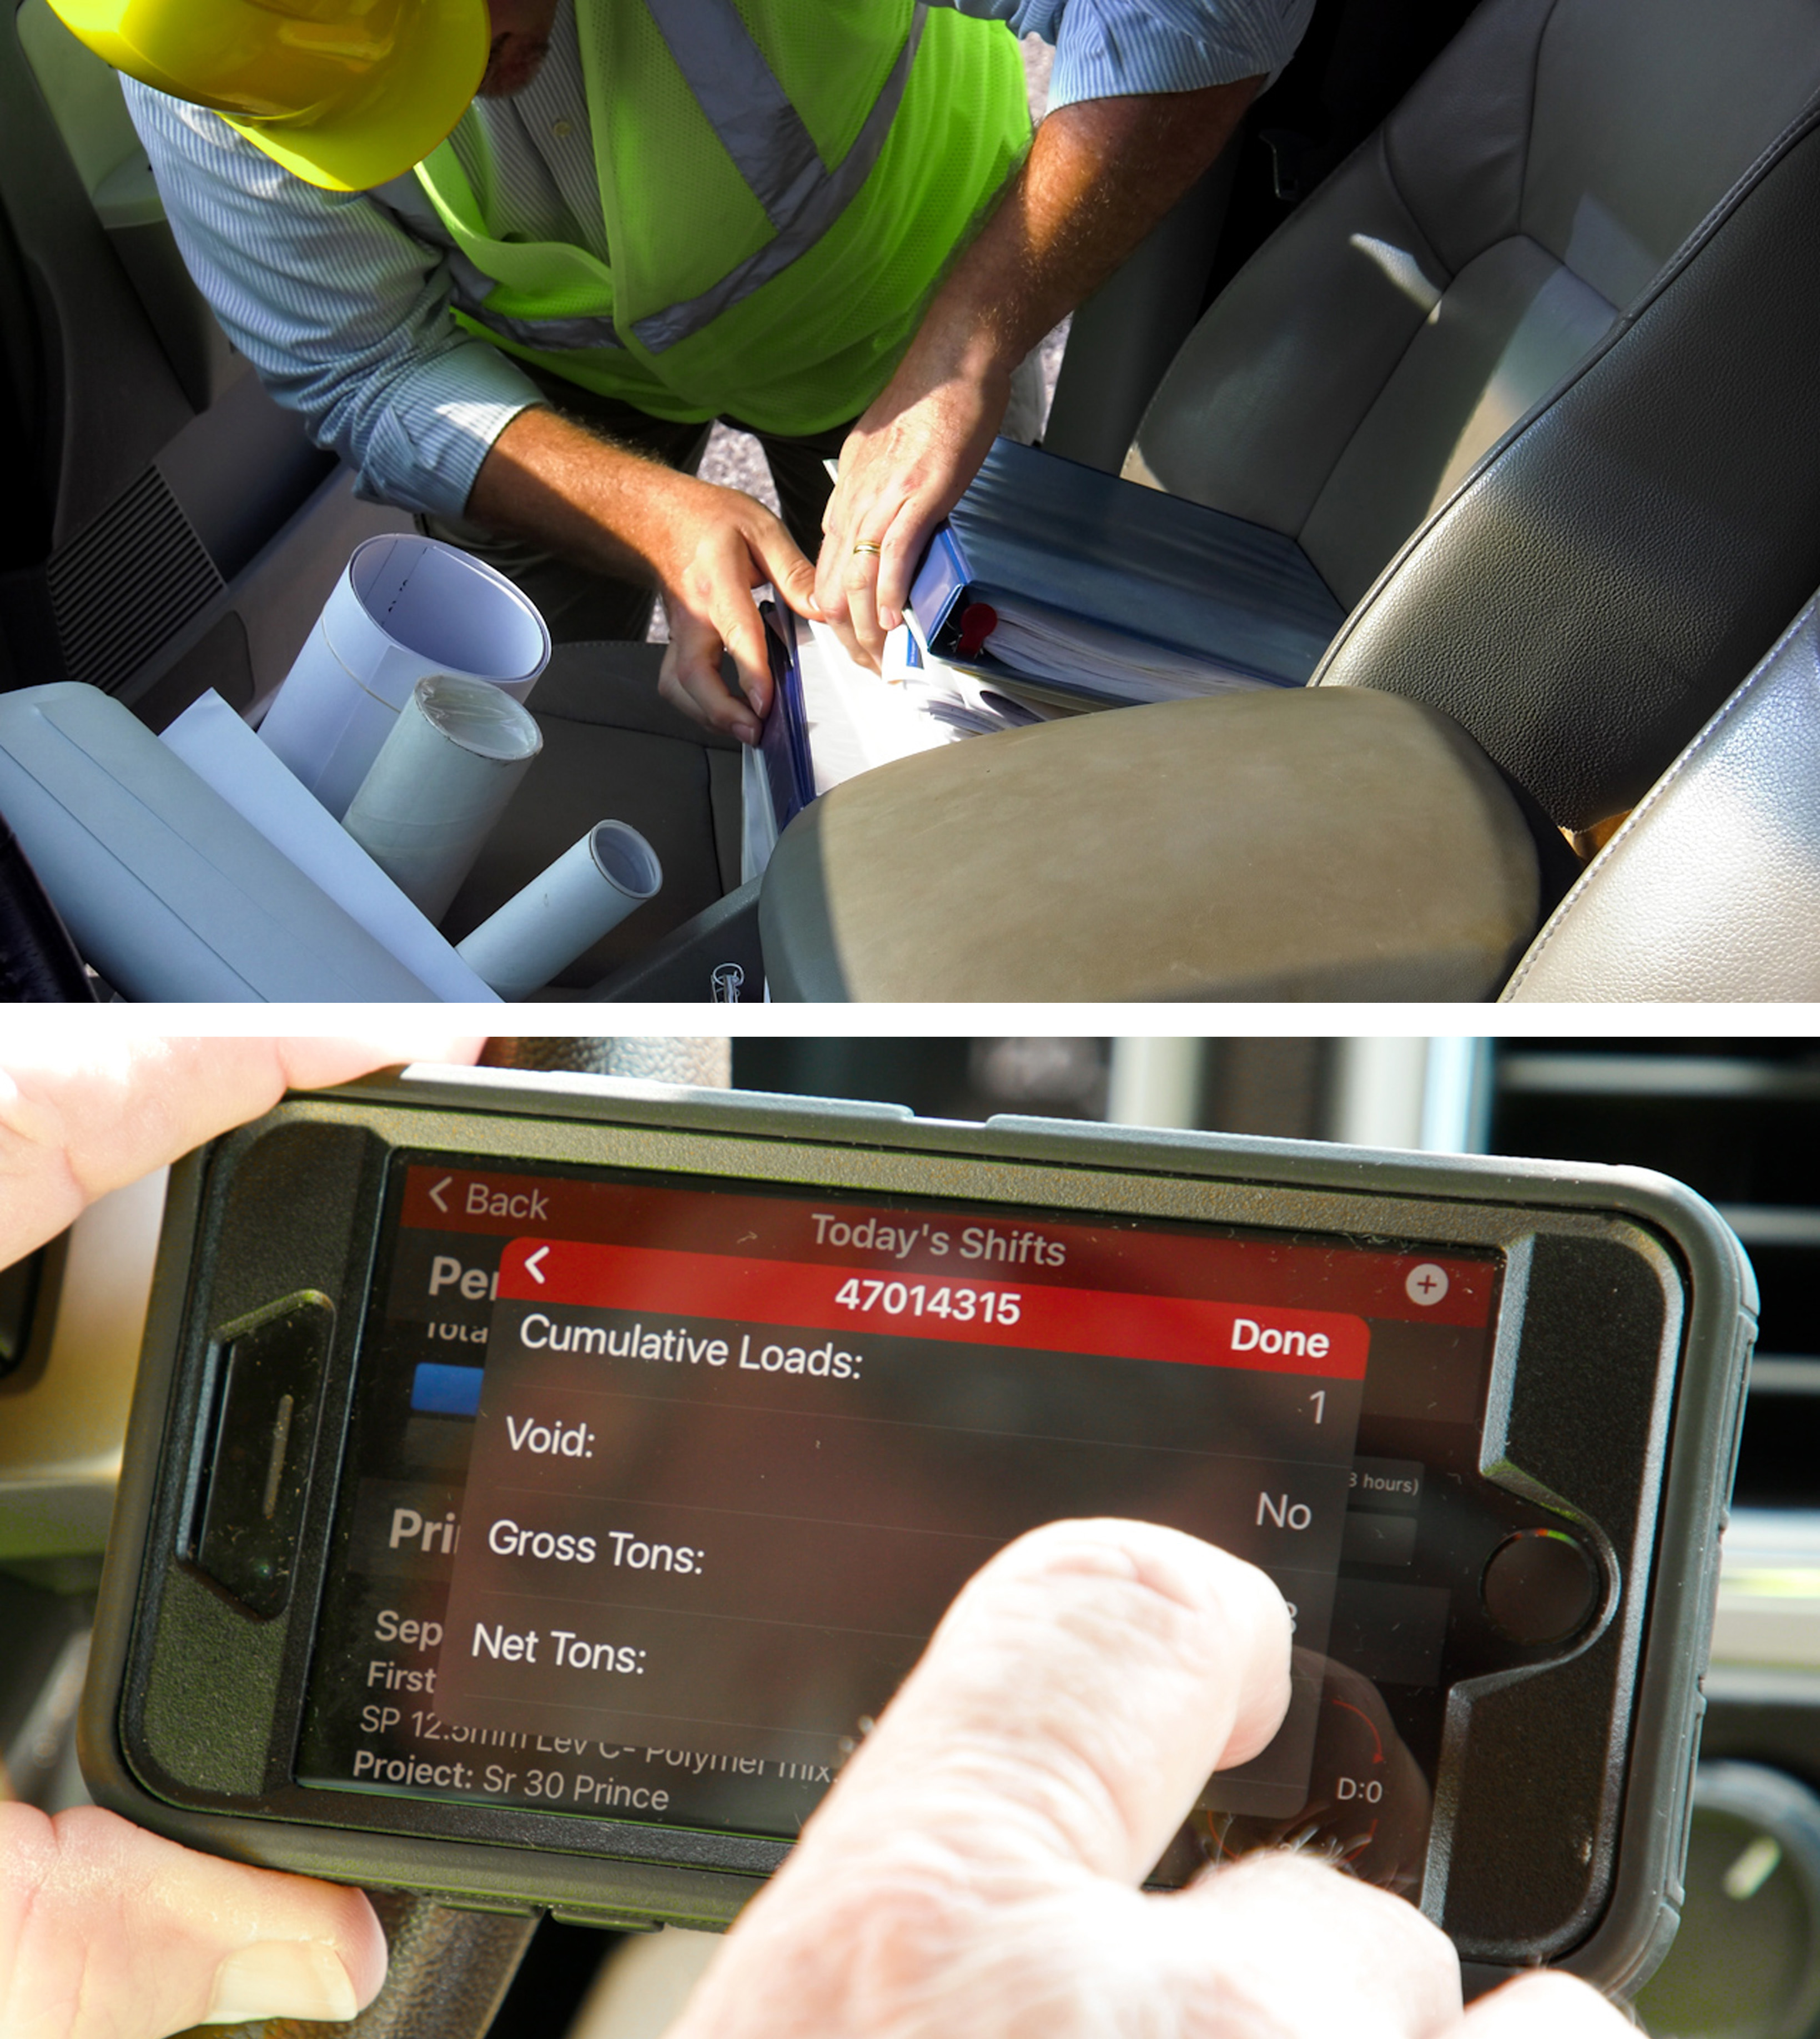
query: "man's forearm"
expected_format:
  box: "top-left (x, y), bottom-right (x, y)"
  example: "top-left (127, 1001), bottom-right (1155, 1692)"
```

top-left (814, 74), bottom-right (1264, 651)
top-left (896, 76), bottom-right (1261, 391)
top-left (464, 400), bottom-right (821, 744)
top-left (465, 405), bottom-right (679, 582)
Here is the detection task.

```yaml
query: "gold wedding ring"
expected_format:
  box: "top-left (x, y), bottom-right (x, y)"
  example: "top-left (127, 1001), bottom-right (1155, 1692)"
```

top-left (851, 540), bottom-right (882, 556)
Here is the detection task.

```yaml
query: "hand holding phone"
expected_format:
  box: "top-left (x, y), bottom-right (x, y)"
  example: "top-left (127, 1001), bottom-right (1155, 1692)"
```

top-left (83, 1064), bottom-right (1754, 2006)
top-left (0, 1031), bottom-right (483, 1267)
top-left (0, 1035), bottom-right (492, 2039)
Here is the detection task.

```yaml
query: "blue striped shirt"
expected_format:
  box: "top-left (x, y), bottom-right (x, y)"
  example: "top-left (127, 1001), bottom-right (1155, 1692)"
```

top-left (125, 0), bottom-right (1311, 518)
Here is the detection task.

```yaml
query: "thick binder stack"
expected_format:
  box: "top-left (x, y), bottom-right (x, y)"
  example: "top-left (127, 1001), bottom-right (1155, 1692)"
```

top-left (908, 439), bottom-right (1347, 710)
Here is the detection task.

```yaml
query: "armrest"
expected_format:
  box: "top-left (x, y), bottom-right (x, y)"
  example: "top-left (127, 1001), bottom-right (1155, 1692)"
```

top-left (758, 687), bottom-right (1542, 1001)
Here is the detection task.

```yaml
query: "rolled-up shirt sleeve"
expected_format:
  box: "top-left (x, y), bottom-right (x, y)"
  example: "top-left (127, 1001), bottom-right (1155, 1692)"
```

top-left (124, 80), bottom-right (541, 517)
top-left (949, 0), bottom-right (1314, 104)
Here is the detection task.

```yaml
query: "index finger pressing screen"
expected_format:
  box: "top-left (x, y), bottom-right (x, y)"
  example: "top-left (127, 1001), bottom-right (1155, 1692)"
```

top-left (290, 1163), bottom-right (1517, 1899)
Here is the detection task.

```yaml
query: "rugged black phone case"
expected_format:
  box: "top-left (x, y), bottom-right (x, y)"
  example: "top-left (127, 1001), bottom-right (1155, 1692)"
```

top-left (79, 1066), bottom-right (1756, 1994)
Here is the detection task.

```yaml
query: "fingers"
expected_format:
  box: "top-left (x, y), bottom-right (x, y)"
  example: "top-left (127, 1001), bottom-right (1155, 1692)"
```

top-left (820, 483), bottom-right (942, 667)
top-left (0, 1804), bottom-right (386, 2039)
top-left (802, 1520), bottom-right (1293, 1886)
top-left (873, 494), bottom-right (945, 634)
top-left (668, 1522), bottom-right (1291, 2039)
top-left (0, 1034), bottom-right (485, 1268)
top-left (273, 1037), bottom-right (487, 1093)
top-left (1459, 1971), bottom-right (1633, 2039)
top-left (751, 523), bottom-right (821, 629)
top-left (806, 602), bottom-right (870, 672)
top-left (814, 366), bottom-right (1008, 659)
top-left (813, 460), bottom-right (912, 670)
top-left (821, 520), bottom-right (895, 671)
top-left (1170, 1850), bottom-right (1462, 2039)
top-left (667, 1522), bottom-right (1499, 2039)
top-left (658, 603), bottom-right (766, 745)
top-left (653, 497), bottom-right (813, 744)
top-left (815, 479), bottom-right (953, 671)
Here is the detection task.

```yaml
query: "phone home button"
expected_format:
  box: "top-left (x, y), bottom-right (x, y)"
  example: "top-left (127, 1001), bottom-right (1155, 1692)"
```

top-left (1481, 1529), bottom-right (1599, 1645)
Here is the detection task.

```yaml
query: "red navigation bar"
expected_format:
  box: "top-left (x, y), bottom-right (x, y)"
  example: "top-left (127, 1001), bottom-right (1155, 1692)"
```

top-left (403, 1168), bottom-right (1495, 1328)
top-left (494, 1238), bottom-right (1369, 1379)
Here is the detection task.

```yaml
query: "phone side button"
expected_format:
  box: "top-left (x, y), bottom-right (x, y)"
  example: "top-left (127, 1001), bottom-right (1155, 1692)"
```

top-left (195, 1298), bottom-right (332, 1616)
top-left (1480, 1529), bottom-right (1600, 1645)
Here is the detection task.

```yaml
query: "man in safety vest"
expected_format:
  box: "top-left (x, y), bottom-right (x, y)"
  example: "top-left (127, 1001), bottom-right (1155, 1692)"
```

top-left (51, 0), bottom-right (1310, 744)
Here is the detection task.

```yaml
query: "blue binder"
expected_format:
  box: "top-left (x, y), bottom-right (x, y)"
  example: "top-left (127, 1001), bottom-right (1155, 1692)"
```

top-left (758, 601), bottom-right (814, 827)
top-left (908, 439), bottom-right (1346, 700)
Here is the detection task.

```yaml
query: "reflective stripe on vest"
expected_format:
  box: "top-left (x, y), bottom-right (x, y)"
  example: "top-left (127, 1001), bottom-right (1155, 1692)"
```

top-left (422, 0), bottom-right (926, 358)
top-left (464, 306), bottom-right (625, 350)
top-left (631, 1), bottom-right (926, 351)
top-left (412, 6), bottom-right (1029, 436)
top-left (643, 0), bottom-right (824, 228)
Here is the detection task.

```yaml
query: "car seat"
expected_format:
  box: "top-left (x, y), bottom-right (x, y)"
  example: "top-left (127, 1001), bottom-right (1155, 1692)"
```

top-left (754, 0), bottom-right (1820, 1000)
top-left (1501, 586), bottom-right (1820, 1001)
top-left (438, 644), bottom-right (747, 990)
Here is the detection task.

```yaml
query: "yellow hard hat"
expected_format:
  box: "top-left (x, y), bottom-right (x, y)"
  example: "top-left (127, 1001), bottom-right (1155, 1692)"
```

top-left (46, 0), bottom-right (490, 192)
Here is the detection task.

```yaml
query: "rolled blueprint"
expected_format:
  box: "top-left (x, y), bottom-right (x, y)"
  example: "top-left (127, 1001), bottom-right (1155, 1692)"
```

top-left (456, 821), bottom-right (663, 999)
top-left (0, 684), bottom-right (446, 1002)
top-left (257, 533), bottom-right (551, 817)
top-left (160, 690), bottom-right (499, 1002)
top-left (342, 675), bottom-right (542, 925)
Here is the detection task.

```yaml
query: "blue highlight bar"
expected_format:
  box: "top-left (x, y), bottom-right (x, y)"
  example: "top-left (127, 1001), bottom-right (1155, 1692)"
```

top-left (411, 1363), bottom-right (483, 1417)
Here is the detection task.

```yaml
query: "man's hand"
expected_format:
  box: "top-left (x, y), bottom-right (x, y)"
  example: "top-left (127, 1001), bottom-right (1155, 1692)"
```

top-left (651, 485), bottom-right (816, 744)
top-left (818, 79), bottom-right (1261, 666)
top-left (667, 1519), bottom-right (1633, 2039)
top-left (0, 1031), bottom-right (484, 1270)
top-left (0, 1806), bottom-right (389, 2039)
top-left (469, 407), bottom-right (821, 743)
top-left (0, 1030), bottom-right (485, 2039)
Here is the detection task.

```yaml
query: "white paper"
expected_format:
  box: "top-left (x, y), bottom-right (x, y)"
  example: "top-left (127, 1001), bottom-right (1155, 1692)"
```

top-left (887, 630), bottom-right (1051, 736)
top-left (160, 690), bottom-right (500, 1002)
top-left (741, 741), bottom-right (779, 885)
top-left (981, 595), bottom-right (1278, 700)
top-left (740, 621), bottom-right (1037, 876)
top-left (796, 620), bottom-right (960, 789)
top-left (346, 534), bottom-right (549, 692)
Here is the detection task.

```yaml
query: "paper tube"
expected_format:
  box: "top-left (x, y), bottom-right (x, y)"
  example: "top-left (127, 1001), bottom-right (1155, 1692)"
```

top-left (456, 821), bottom-right (662, 999)
top-left (342, 674), bottom-right (543, 925)
top-left (257, 533), bottom-right (551, 817)
top-left (160, 690), bottom-right (499, 1002)
top-left (0, 684), bottom-right (446, 1002)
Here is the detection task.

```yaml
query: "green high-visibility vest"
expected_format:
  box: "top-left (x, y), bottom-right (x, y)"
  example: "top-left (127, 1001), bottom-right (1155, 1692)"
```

top-left (412, 0), bottom-right (1030, 436)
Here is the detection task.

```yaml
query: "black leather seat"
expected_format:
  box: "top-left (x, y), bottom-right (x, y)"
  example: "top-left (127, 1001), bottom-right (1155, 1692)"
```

top-left (1501, 587), bottom-right (1820, 1001)
top-left (758, 0), bottom-right (1820, 1001)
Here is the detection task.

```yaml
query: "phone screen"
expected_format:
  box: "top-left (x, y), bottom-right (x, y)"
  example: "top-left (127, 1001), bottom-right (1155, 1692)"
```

top-left (294, 1158), bottom-right (1506, 1886)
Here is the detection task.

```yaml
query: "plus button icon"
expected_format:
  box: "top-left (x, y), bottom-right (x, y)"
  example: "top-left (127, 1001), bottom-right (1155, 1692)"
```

top-left (1405, 1262), bottom-right (1450, 1306)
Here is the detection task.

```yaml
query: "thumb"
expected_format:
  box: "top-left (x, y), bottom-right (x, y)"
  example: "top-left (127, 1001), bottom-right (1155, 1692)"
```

top-left (0, 1032), bottom-right (484, 1268)
top-left (802, 1519), bottom-right (1293, 1884)
top-left (667, 1523), bottom-right (1292, 2039)
top-left (0, 1805), bottom-right (387, 2039)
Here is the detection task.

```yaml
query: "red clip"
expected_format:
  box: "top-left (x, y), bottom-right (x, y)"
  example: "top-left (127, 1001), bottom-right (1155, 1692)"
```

top-left (954, 602), bottom-right (999, 658)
